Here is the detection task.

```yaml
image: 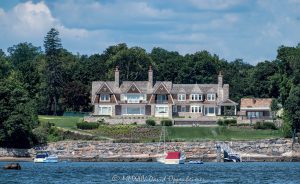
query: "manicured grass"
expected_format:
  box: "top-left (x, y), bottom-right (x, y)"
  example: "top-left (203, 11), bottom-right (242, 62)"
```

top-left (38, 115), bottom-right (283, 141)
top-left (39, 115), bottom-right (82, 130)
top-left (167, 126), bottom-right (283, 141)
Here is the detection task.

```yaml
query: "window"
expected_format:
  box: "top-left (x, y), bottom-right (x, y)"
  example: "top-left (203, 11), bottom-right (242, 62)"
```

top-left (172, 105), bottom-right (177, 112)
top-left (208, 107), bottom-right (215, 114)
top-left (157, 95), bottom-right (167, 103)
top-left (99, 106), bottom-right (112, 115)
top-left (191, 106), bottom-right (202, 113)
top-left (156, 106), bottom-right (168, 113)
top-left (125, 94), bottom-right (145, 103)
top-left (207, 94), bottom-right (216, 101)
top-left (191, 94), bottom-right (202, 101)
top-left (178, 94), bottom-right (186, 101)
top-left (100, 94), bottom-right (110, 101)
top-left (123, 106), bottom-right (145, 115)
top-left (181, 106), bottom-right (186, 112)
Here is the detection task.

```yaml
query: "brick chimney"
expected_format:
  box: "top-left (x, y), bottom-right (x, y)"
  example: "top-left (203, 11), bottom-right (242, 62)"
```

top-left (148, 65), bottom-right (153, 88)
top-left (115, 66), bottom-right (119, 87)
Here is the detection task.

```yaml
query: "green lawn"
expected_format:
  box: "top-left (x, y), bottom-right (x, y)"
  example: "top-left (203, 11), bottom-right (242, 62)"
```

top-left (38, 115), bottom-right (283, 141)
top-left (39, 115), bottom-right (82, 130)
top-left (167, 126), bottom-right (282, 141)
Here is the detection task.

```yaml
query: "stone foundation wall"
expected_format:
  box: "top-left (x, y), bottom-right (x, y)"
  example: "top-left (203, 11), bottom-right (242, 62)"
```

top-left (1, 139), bottom-right (299, 162)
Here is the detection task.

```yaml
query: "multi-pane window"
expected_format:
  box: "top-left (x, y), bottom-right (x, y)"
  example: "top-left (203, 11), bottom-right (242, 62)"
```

top-left (178, 94), bottom-right (186, 101)
top-left (100, 94), bottom-right (110, 101)
top-left (99, 106), bottom-right (112, 115)
top-left (191, 106), bottom-right (201, 113)
top-left (207, 94), bottom-right (216, 101)
top-left (190, 94), bottom-right (202, 101)
top-left (156, 106), bottom-right (168, 114)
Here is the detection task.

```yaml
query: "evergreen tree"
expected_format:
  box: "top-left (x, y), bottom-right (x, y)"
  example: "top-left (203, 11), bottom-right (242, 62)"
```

top-left (43, 28), bottom-right (63, 115)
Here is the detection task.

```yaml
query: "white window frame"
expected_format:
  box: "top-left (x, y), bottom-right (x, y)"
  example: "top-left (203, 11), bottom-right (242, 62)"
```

top-left (155, 105), bottom-right (169, 117)
top-left (191, 106), bottom-right (202, 113)
top-left (98, 105), bottom-right (112, 115)
top-left (122, 106), bottom-right (145, 115)
top-left (178, 94), bottom-right (186, 101)
top-left (207, 93), bottom-right (216, 101)
top-left (100, 94), bottom-right (110, 101)
top-left (123, 94), bottom-right (146, 103)
top-left (190, 94), bottom-right (202, 101)
top-left (206, 107), bottom-right (215, 116)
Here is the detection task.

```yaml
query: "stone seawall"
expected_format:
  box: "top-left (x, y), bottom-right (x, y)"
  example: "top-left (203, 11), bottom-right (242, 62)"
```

top-left (1, 139), bottom-right (300, 162)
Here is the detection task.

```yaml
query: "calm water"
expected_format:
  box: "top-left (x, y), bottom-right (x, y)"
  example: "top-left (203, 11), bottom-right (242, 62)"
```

top-left (1, 162), bottom-right (300, 184)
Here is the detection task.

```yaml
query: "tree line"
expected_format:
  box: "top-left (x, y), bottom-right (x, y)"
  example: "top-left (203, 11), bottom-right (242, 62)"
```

top-left (0, 28), bottom-right (299, 148)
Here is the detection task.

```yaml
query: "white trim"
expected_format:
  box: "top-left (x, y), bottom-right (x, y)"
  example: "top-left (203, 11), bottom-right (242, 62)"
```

top-left (240, 107), bottom-right (271, 110)
top-left (98, 105), bottom-right (112, 115)
top-left (122, 105), bottom-right (145, 115)
top-left (191, 105), bottom-right (202, 113)
top-left (207, 93), bottom-right (216, 101)
top-left (190, 94), bottom-right (202, 101)
top-left (178, 94), bottom-right (186, 101)
top-left (100, 94), bottom-right (110, 102)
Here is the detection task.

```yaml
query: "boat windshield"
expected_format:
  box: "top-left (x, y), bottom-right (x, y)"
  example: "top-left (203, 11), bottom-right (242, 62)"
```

top-left (36, 153), bottom-right (48, 158)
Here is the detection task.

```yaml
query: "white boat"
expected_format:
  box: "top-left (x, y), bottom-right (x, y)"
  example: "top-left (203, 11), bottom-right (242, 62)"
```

top-left (188, 160), bottom-right (204, 164)
top-left (157, 151), bottom-right (186, 164)
top-left (156, 125), bottom-right (186, 164)
top-left (34, 152), bottom-right (58, 163)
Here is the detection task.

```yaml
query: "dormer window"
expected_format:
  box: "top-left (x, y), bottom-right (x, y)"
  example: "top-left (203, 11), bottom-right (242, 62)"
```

top-left (100, 94), bottom-right (110, 101)
top-left (178, 94), bottom-right (186, 101)
top-left (207, 94), bottom-right (216, 101)
top-left (191, 94), bottom-right (202, 101)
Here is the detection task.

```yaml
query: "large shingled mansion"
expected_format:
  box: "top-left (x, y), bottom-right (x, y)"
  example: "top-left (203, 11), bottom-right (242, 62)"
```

top-left (90, 66), bottom-right (237, 122)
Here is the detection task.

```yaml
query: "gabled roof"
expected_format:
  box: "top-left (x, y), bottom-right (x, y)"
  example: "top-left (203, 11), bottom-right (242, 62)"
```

top-left (153, 82), bottom-right (171, 94)
top-left (96, 82), bottom-right (113, 94)
top-left (126, 82), bottom-right (142, 93)
top-left (218, 99), bottom-right (238, 106)
top-left (120, 81), bottom-right (151, 93)
top-left (240, 98), bottom-right (272, 109)
top-left (191, 85), bottom-right (203, 93)
top-left (153, 81), bottom-right (172, 93)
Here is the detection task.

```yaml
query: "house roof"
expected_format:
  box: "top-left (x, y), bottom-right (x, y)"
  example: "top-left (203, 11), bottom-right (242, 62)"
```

top-left (120, 81), bottom-right (150, 93)
top-left (240, 98), bottom-right (272, 109)
top-left (171, 84), bottom-right (218, 94)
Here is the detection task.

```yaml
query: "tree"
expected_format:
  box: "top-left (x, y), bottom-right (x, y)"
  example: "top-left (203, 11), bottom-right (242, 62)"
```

top-left (7, 43), bottom-right (42, 97)
top-left (43, 28), bottom-right (63, 115)
top-left (0, 75), bottom-right (38, 148)
top-left (284, 85), bottom-right (300, 132)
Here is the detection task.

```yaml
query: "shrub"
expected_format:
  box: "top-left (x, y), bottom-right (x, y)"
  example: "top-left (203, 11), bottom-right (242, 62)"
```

top-left (76, 122), bottom-right (99, 130)
top-left (217, 119), bottom-right (237, 126)
top-left (217, 119), bottom-right (224, 126)
top-left (161, 119), bottom-right (173, 126)
top-left (254, 121), bottom-right (277, 130)
top-left (146, 119), bottom-right (156, 126)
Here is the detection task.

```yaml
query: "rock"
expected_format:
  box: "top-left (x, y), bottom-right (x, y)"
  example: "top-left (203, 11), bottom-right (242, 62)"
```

top-left (3, 163), bottom-right (21, 170)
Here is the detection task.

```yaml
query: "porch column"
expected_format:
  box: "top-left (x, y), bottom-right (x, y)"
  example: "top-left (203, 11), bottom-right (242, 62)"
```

top-left (218, 106), bottom-right (221, 115)
top-left (234, 105), bottom-right (237, 115)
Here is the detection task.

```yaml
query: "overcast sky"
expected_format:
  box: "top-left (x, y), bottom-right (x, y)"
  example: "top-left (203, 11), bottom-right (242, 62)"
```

top-left (0, 0), bottom-right (300, 64)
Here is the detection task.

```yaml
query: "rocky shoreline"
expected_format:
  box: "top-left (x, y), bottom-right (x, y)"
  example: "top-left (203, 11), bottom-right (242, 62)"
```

top-left (1, 138), bottom-right (300, 162)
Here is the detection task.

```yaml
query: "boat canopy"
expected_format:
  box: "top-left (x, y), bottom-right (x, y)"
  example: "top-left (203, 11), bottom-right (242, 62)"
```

top-left (166, 152), bottom-right (180, 159)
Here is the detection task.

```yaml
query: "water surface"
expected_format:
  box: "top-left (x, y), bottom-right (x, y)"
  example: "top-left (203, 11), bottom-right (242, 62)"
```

top-left (1, 162), bottom-right (300, 183)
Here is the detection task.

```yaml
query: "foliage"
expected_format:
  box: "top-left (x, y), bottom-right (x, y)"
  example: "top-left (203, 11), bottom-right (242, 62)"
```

top-left (146, 119), bottom-right (156, 126)
top-left (254, 122), bottom-right (277, 130)
top-left (0, 77), bottom-right (38, 148)
top-left (161, 119), bottom-right (173, 126)
top-left (284, 85), bottom-right (300, 132)
top-left (217, 119), bottom-right (237, 126)
top-left (76, 122), bottom-right (99, 130)
top-left (43, 28), bottom-right (63, 115)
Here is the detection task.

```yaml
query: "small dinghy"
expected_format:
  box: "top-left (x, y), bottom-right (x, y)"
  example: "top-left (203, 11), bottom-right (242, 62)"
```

top-left (188, 160), bottom-right (204, 164)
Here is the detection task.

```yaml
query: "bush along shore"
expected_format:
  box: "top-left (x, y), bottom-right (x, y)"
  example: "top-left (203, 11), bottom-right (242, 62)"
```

top-left (1, 139), bottom-right (300, 162)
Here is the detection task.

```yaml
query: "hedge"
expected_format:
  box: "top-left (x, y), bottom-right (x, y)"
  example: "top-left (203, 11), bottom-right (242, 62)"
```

top-left (161, 119), bottom-right (173, 126)
top-left (76, 122), bottom-right (99, 130)
top-left (217, 119), bottom-right (237, 126)
top-left (254, 122), bottom-right (277, 130)
top-left (146, 119), bottom-right (156, 126)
